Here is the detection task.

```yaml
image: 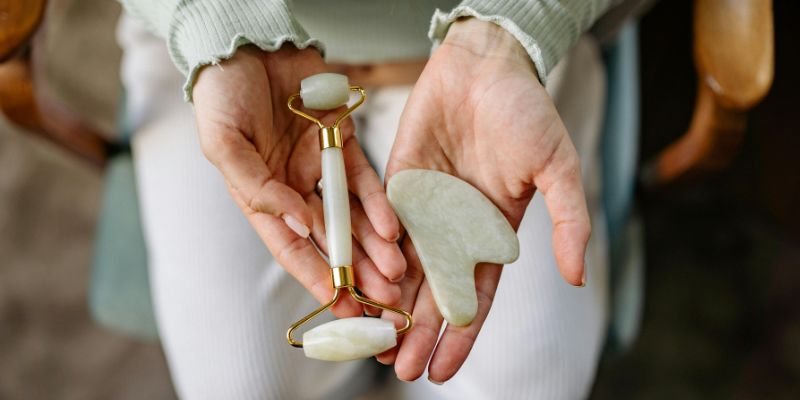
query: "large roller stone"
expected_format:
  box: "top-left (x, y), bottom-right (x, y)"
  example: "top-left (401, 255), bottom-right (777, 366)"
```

top-left (303, 317), bottom-right (396, 361)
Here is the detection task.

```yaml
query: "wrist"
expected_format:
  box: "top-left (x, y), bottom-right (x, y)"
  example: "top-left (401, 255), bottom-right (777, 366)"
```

top-left (443, 18), bottom-right (533, 72)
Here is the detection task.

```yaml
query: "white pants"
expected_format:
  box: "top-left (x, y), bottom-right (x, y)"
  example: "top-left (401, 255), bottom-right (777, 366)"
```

top-left (119, 14), bottom-right (609, 400)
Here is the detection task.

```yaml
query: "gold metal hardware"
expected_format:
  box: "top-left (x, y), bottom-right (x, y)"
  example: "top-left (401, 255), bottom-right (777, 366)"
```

top-left (287, 86), bottom-right (366, 150)
top-left (285, 83), bottom-right (412, 350)
top-left (331, 265), bottom-right (355, 288)
top-left (319, 127), bottom-right (342, 150)
top-left (285, 269), bottom-right (414, 348)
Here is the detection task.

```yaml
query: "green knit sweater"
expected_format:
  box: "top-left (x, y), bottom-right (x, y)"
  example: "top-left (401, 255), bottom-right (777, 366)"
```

top-left (119, 0), bottom-right (619, 100)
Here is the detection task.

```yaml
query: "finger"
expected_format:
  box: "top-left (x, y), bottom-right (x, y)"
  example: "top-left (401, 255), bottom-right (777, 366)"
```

top-left (352, 241), bottom-right (401, 307)
top-left (364, 304), bottom-right (382, 317)
top-left (534, 137), bottom-right (591, 286)
top-left (376, 238), bottom-right (427, 365)
top-left (229, 186), bottom-right (360, 317)
top-left (198, 125), bottom-right (312, 238)
top-left (307, 192), bottom-right (330, 255)
top-left (343, 136), bottom-right (401, 242)
top-left (426, 263), bottom-right (503, 384)
top-left (349, 194), bottom-right (406, 282)
top-left (250, 211), bottom-right (362, 318)
top-left (307, 192), bottom-right (400, 310)
top-left (393, 281), bottom-right (444, 382)
top-left (305, 194), bottom-right (366, 316)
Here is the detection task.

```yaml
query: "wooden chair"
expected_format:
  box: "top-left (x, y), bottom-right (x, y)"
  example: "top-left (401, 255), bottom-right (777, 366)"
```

top-left (0, 0), bottom-right (157, 340)
top-left (642, 0), bottom-right (774, 187)
top-left (0, 0), bottom-right (110, 167)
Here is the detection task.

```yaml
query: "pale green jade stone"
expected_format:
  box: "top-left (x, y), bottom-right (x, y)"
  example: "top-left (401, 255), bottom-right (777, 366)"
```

top-left (387, 170), bottom-right (520, 326)
top-left (303, 317), bottom-right (397, 361)
top-left (300, 73), bottom-right (350, 110)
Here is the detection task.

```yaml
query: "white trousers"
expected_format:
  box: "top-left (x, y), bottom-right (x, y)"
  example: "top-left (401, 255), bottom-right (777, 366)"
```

top-left (119, 14), bottom-right (609, 400)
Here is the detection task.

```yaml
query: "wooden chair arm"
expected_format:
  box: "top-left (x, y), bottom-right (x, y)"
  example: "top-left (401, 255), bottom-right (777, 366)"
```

top-left (0, 0), bottom-right (110, 167)
top-left (643, 0), bottom-right (774, 187)
top-left (0, 0), bottom-right (46, 61)
top-left (694, 0), bottom-right (774, 109)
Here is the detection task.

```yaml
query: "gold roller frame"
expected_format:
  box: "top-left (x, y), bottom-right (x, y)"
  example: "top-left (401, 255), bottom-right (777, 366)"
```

top-left (285, 85), bottom-right (413, 348)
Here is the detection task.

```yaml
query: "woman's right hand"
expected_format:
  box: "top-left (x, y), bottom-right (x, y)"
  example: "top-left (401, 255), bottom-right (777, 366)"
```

top-left (192, 45), bottom-right (405, 316)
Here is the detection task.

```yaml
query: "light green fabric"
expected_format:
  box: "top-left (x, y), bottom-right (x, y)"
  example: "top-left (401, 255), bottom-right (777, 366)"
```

top-left (600, 21), bottom-right (643, 354)
top-left (119, 0), bottom-right (619, 100)
top-left (90, 152), bottom-right (159, 341)
top-left (429, 0), bottom-right (621, 84)
top-left (120, 0), bottom-right (322, 101)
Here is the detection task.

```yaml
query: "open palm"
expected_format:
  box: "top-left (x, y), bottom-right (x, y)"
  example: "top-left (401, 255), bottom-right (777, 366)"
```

top-left (379, 20), bottom-right (591, 383)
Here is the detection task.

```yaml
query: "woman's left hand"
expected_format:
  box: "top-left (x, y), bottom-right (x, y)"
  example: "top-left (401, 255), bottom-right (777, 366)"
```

top-left (378, 18), bottom-right (591, 383)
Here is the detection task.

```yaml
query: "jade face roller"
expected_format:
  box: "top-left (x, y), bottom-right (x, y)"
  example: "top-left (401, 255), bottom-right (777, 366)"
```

top-left (285, 73), bottom-right (412, 361)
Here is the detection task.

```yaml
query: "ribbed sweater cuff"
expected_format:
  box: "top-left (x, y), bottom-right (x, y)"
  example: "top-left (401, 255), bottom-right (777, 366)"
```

top-left (168, 0), bottom-right (324, 101)
top-left (430, 0), bottom-right (583, 85)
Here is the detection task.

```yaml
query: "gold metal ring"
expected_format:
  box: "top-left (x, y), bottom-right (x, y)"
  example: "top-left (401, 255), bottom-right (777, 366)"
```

top-left (319, 127), bottom-right (342, 150)
top-left (331, 265), bottom-right (355, 288)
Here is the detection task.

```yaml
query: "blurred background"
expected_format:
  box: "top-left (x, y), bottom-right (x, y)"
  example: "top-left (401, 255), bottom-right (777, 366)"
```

top-left (0, 0), bottom-right (797, 399)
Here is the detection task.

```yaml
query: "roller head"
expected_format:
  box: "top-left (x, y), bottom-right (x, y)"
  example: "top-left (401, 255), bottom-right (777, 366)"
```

top-left (300, 73), bottom-right (351, 110)
top-left (302, 317), bottom-right (396, 361)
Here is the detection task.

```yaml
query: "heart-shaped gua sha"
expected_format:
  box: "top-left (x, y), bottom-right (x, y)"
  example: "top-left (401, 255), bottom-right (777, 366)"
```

top-left (387, 170), bottom-right (520, 326)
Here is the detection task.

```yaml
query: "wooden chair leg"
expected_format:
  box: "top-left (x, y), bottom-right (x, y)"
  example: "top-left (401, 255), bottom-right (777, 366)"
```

top-left (643, 84), bottom-right (747, 186)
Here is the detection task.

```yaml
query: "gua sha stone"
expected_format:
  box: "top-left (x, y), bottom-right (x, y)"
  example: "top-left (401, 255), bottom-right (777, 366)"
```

top-left (387, 170), bottom-right (520, 326)
top-left (303, 317), bottom-right (396, 361)
top-left (300, 73), bottom-right (350, 110)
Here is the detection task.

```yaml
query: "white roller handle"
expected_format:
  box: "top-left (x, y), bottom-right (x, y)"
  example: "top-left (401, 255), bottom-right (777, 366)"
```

top-left (321, 147), bottom-right (352, 268)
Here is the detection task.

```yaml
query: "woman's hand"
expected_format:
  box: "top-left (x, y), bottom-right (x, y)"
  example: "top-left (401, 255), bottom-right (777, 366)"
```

top-left (192, 46), bottom-right (405, 316)
top-left (379, 19), bottom-right (591, 382)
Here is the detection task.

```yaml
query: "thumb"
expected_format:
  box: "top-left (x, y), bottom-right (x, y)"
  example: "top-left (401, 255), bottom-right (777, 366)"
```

top-left (534, 134), bottom-right (591, 286)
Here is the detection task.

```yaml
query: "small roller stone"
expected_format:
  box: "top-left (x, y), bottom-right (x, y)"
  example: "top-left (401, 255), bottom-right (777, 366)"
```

top-left (300, 73), bottom-right (351, 110)
top-left (303, 317), bottom-right (396, 361)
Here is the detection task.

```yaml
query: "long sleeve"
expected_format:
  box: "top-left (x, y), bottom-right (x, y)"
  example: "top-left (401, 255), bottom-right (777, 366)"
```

top-left (118, 0), bottom-right (323, 100)
top-left (429, 0), bottom-right (621, 84)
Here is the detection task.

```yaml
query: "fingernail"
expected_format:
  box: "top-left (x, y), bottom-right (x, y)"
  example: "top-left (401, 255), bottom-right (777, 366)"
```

top-left (428, 377), bottom-right (444, 385)
top-left (579, 269), bottom-right (587, 287)
top-left (282, 214), bottom-right (310, 238)
top-left (364, 308), bottom-right (380, 317)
